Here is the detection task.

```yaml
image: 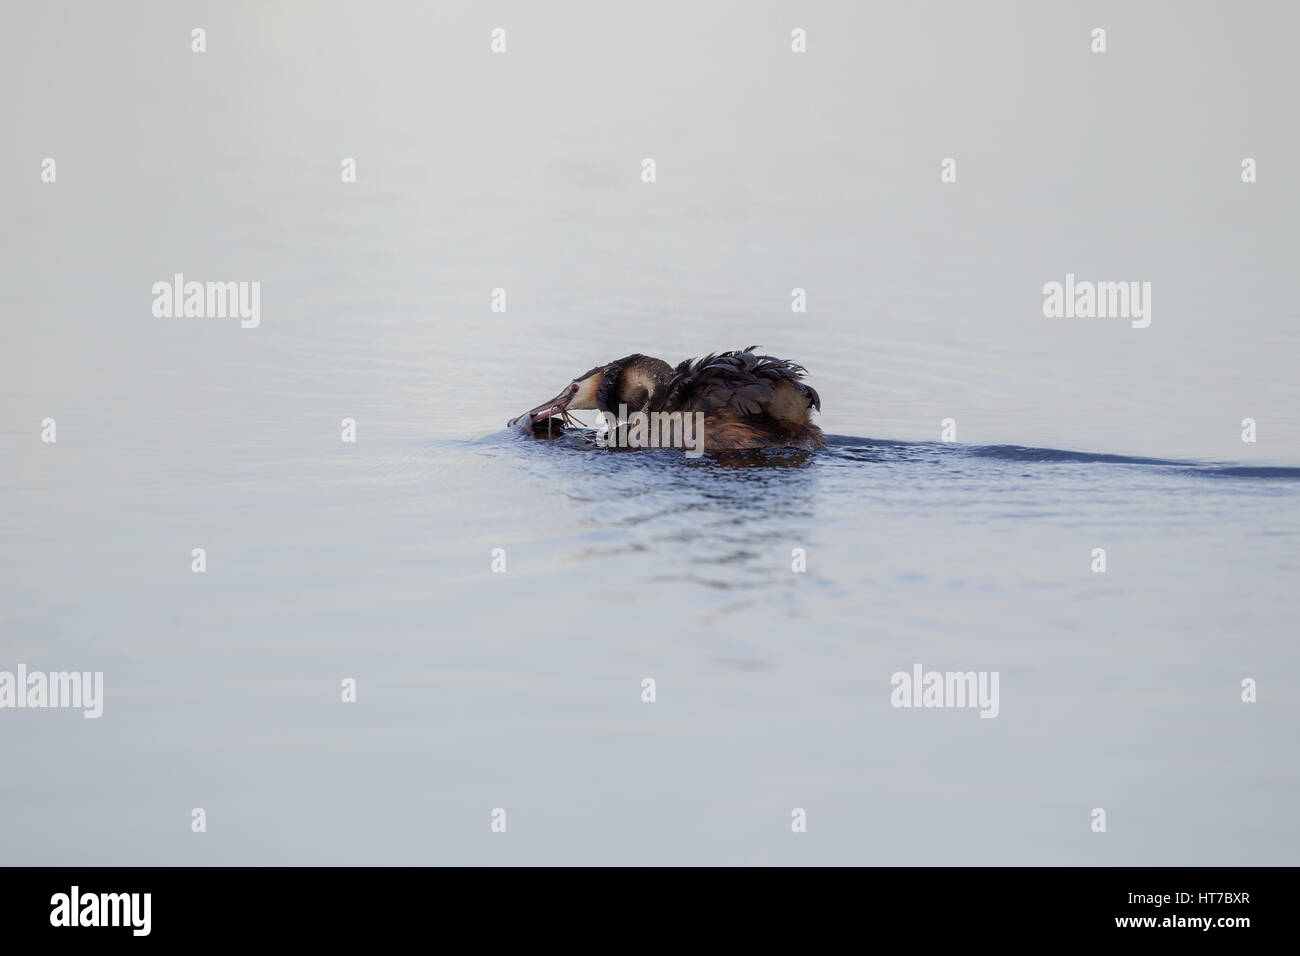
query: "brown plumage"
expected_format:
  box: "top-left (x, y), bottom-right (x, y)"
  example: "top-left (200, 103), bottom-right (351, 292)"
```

top-left (650, 348), bottom-right (824, 450)
top-left (510, 347), bottom-right (825, 452)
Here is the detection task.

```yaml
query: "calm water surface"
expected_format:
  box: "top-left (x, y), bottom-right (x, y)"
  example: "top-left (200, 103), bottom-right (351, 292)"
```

top-left (4, 416), bottom-right (1298, 864)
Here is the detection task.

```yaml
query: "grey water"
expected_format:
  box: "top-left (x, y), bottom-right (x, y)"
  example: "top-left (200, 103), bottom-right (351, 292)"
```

top-left (3, 1), bottom-right (1299, 865)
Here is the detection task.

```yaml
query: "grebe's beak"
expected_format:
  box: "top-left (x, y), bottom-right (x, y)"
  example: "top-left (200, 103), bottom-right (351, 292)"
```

top-left (508, 382), bottom-right (581, 428)
top-left (508, 365), bottom-right (612, 429)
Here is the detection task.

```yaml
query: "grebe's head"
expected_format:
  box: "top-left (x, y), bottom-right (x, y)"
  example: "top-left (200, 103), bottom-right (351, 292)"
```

top-left (512, 354), bottom-right (673, 426)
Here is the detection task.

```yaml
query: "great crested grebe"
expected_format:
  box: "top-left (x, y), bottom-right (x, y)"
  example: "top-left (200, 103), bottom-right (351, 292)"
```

top-left (509, 347), bottom-right (825, 451)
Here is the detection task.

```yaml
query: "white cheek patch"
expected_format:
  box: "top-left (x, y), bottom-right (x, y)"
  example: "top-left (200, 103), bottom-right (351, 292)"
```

top-left (622, 368), bottom-right (658, 398)
top-left (570, 375), bottom-right (603, 410)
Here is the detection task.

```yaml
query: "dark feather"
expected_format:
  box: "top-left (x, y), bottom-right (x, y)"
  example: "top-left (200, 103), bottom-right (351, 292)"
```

top-left (646, 346), bottom-right (826, 450)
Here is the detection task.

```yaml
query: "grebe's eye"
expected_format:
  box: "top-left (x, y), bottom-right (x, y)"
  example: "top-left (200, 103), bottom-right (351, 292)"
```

top-left (570, 383), bottom-right (580, 393)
